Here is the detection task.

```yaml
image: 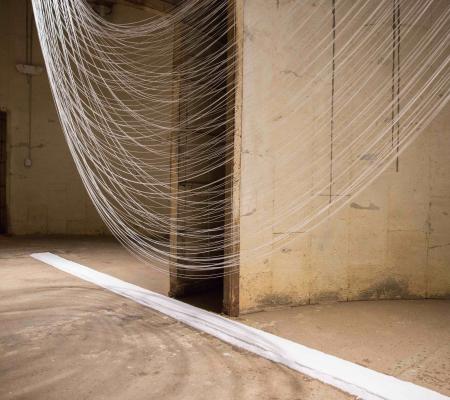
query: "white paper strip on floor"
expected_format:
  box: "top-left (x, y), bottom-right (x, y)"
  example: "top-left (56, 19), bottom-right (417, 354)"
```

top-left (31, 252), bottom-right (449, 400)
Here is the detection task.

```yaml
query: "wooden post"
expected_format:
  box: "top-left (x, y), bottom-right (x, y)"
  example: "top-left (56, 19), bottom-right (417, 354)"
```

top-left (169, 16), bottom-right (182, 297)
top-left (169, 75), bottom-right (180, 297)
top-left (223, 0), bottom-right (243, 317)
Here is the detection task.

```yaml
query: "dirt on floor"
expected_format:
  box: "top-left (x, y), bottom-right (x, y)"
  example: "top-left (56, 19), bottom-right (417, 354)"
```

top-left (1, 236), bottom-right (449, 399)
top-left (0, 236), bottom-right (352, 400)
top-left (240, 300), bottom-right (450, 396)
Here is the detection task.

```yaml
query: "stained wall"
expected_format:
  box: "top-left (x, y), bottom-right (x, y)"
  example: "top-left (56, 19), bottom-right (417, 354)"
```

top-left (238, 0), bottom-right (450, 312)
top-left (0, 0), bottom-right (172, 235)
top-left (0, 0), bottom-right (106, 234)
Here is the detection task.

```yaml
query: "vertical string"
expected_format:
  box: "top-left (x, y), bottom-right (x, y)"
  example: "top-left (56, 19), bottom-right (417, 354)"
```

top-left (26, 0), bottom-right (33, 164)
top-left (396, 0), bottom-right (401, 172)
top-left (391, 0), bottom-right (401, 172)
top-left (391, 0), bottom-right (397, 153)
top-left (329, 0), bottom-right (336, 203)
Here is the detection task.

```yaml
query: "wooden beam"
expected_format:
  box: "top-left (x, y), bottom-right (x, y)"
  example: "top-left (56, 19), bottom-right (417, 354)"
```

top-left (168, 75), bottom-right (180, 296)
top-left (223, 0), bottom-right (243, 317)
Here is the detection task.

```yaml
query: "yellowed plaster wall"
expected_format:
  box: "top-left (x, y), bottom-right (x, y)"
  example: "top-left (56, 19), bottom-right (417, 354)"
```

top-left (239, 0), bottom-right (450, 312)
top-left (0, 0), bottom-right (108, 234)
top-left (0, 0), bottom-right (172, 235)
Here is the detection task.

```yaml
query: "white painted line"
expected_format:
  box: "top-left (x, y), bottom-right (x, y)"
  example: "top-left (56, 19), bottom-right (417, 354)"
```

top-left (31, 252), bottom-right (448, 400)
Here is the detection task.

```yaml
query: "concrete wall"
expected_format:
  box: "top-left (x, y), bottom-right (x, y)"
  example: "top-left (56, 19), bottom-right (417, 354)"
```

top-left (0, 0), bottom-right (108, 234)
top-left (238, 0), bottom-right (450, 312)
top-left (0, 0), bottom-right (172, 235)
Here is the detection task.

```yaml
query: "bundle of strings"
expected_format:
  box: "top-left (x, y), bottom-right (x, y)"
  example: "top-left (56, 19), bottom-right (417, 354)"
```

top-left (32, 0), bottom-right (449, 278)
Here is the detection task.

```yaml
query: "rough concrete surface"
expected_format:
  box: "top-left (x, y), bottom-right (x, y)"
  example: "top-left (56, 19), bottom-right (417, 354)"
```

top-left (238, 0), bottom-right (450, 312)
top-left (1, 0), bottom-right (172, 236)
top-left (2, 237), bottom-right (449, 399)
top-left (241, 300), bottom-right (450, 396)
top-left (0, 237), bottom-right (352, 400)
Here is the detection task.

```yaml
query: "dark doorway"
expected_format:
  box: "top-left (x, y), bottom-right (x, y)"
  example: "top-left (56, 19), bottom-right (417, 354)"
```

top-left (0, 111), bottom-right (7, 234)
top-left (168, 0), bottom-right (239, 315)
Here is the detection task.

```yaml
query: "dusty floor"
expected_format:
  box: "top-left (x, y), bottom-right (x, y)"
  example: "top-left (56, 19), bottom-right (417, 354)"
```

top-left (0, 236), bottom-right (351, 400)
top-left (242, 300), bottom-right (450, 396)
top-left (1, 237), bottom-right (449, 399)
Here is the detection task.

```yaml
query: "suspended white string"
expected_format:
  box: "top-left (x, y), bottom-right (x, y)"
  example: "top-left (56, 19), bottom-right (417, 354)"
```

top-left (32, 0), bottom-right (450, 278)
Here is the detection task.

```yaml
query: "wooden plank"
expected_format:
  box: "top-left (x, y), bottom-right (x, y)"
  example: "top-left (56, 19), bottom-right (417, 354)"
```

top-left (223, 0), bottom-right (243, 317)
top-left (168, 69), bottom-right (180, 296)
top-left (0, 112), bottom-right (7, 234)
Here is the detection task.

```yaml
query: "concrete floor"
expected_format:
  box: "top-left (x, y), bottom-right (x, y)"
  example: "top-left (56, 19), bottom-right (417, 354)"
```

top-left (241, 300), bottom-right (450, 396)
top-left (0, 236), bottom-right (351, 400)
top-left (1, 237), bottom-right (449, 399)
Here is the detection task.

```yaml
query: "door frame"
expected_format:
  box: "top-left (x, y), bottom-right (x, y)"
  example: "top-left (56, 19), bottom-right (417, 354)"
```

top-left (0, 110), bottom-right (8, 234)
top-left (168, 0), bottom-right (243, 316)
top-left (222, 0), bottom-right (243, 317)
